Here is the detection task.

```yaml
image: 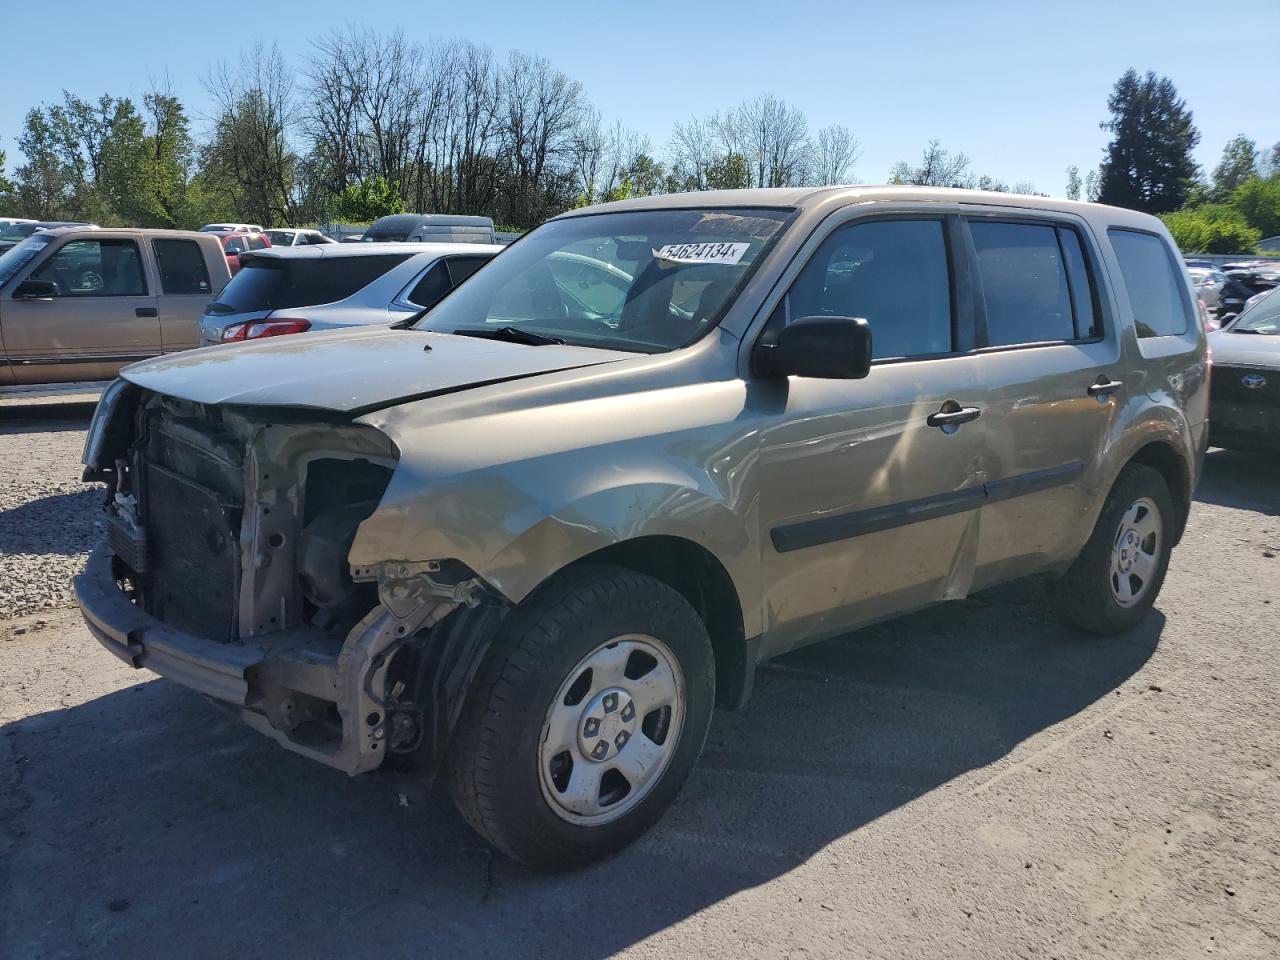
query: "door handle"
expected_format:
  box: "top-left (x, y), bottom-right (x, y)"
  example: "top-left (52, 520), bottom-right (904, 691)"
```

top-left (135, 307), bottom-right (158, 318)
top-left (1087, 377), bottom-right (1123, 398)
top-left (927, 401), bottom-right (982, 430)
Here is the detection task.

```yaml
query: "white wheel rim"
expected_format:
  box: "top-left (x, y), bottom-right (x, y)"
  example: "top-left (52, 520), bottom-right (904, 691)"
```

top-left (538, 634), bottom-right (684, 825)
top-left (1109, 496), bottom-right (1162, 608)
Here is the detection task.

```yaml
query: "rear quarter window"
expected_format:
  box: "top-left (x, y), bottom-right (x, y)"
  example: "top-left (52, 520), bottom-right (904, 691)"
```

top-left (1107, 228), bottom-right (1193, 338)
top-left (207, 254), bottom-right (414, 313)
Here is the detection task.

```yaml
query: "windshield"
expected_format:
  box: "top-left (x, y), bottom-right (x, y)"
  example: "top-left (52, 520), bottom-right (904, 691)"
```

top-left (414, 207), bottom-right (792, 351)
top-left (0, 223), bottom-right (39, 243)
top-left (1230, 287), bottom-right (1280, 333)
top-left (0, 235), bottom-right (52, 288)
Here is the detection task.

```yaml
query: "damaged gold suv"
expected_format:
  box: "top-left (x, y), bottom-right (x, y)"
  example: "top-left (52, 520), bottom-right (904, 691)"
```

top-left (76, 187), bottom-right (1208, 868)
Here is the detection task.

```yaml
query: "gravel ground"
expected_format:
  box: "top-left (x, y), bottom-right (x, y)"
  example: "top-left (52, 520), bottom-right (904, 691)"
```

top-left (0, 401), bottom-right (101, 618)
top-left (1, 403), bottom-right (1278, 959)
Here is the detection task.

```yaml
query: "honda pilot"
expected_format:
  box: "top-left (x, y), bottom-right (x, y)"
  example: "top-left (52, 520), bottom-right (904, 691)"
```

top-left (75, 187), bottom-right (1208, 868)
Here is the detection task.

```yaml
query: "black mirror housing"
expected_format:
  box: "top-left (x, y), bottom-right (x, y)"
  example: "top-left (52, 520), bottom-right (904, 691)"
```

top-left (13, 279), bottom-right (59, 300)
top-left (757, 315), bottom-right (873, 380)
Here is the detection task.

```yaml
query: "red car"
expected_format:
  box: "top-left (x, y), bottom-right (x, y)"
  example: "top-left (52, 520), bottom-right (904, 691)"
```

top-left (221, 231), bottom-right (271, 275)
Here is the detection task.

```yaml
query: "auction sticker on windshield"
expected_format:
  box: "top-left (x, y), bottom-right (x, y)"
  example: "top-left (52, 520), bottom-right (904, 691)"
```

top-left (654, 241), bottom-right (750, 265)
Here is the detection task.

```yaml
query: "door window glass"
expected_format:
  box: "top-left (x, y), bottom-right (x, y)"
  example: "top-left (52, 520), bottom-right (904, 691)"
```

top-left (30, 239), bottom-right (147, 297)
top-left (1057, 227), bottom-right (1100, 339)
top-left (786, 219), bottom-right (952, 360)
top-left (153, 239), bottom-right (212, 295)
top-left (1107, 229), bottom-right (1193, 338)
top-left (970, 221), bottom-right (1074, 346)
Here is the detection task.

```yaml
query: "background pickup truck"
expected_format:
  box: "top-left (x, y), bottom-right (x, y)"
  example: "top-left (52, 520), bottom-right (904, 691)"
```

top-left (0, 227), bottom-right (231, 387)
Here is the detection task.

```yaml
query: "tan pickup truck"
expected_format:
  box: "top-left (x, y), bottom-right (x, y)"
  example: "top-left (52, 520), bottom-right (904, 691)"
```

top-left (0, 227), bottom-right (230, 387)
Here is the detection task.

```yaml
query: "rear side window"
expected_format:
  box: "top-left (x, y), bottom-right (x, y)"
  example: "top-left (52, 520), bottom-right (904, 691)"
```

top-left (206, 254), bottom-right (413, 313)
top-left (445, 255), bottom-right (490, 285)
top-left (406, 261), bottom-right (451, 309)
top-left (153, 239), bottom-right (212, 295)
top-left (1107, 229), bottom-right (1193, 338)
top-left (786, 218), bottom-right (952, 360)
top-left (971, 221), bottom-right (1074, 346)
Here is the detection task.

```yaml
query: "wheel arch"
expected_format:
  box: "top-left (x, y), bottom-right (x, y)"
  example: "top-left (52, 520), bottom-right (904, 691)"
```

top-left (560, 535), bottom-right (756, 710)
top-left (1124, 439), bottom-right (1194, 543)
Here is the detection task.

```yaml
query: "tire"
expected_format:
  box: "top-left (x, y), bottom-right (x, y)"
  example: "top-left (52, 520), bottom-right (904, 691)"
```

top-left (448, 564), bottom-right (715, 869)
top-left (1050, 463), bottom-right (1175, 635)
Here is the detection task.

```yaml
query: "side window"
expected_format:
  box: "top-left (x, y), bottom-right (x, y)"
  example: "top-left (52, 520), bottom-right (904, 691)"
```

top-left (1107, 228), bottom-right (1193, 338)
top-left (406, 261), bottom-right (451, 309)
top-left (445, 255), bottom-right (489, 286)
top-left (786, 219), bottom-right (952, 360)
top-left (30, 239), bottom-right (148, 297)
top-left (225, 237), bottom-right (247, 254)
top-left (970, 221), bottom-right (1074, 346)
top-left (153, 239), bottom-right (212, 295)
top-left (1057, 227), bottom-right (1100, 339)
top-left (249, 235), bottom-right (268, 251)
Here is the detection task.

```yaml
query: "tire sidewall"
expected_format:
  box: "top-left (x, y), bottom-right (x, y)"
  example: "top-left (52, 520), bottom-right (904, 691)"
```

top-left (1075, 464), bottom-right (1176, 632)
top-left (459, 569), bottom-right (715, 867)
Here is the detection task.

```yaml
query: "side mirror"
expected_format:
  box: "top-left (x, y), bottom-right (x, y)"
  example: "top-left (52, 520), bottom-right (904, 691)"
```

top-left (13, 279), bottom-right (59, 300)
top-left (756, 315), bottom-right (873, 380)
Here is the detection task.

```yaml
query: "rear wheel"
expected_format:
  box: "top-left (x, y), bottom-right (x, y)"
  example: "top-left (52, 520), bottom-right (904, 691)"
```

top-left (448, 565), bottom-right (715, 869)
top-left (1050, 463), bottom-right (1175, 634)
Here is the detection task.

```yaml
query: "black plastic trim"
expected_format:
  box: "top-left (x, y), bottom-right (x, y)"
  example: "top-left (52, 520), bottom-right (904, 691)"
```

top-left (771, 460), bottom-right (1085, 553)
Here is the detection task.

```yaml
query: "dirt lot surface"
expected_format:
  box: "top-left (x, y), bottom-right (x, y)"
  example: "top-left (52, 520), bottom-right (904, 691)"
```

top-left (1, 402), bottom-right (1278, 960)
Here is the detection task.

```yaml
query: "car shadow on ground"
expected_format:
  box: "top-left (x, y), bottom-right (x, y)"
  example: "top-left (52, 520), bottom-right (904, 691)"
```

top-left (2, 577), bottom-right (1162, 960)
top-left (0, 489), bottom-right (100, 555)
top-left (1195, 448), bottom-right (1280, 514)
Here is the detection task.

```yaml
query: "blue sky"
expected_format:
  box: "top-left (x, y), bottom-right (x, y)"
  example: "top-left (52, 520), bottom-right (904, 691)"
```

top-left (2, 0), bottom-right (1275, 198)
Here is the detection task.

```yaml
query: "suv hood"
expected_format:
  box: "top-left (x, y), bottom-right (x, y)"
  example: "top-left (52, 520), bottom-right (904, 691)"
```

top-left (121, 325), bottom-right (638, 413)
top-left (1209, 329), bottom-right (1280, 368)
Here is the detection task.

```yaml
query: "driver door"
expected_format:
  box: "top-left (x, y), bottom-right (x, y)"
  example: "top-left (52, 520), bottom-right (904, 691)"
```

top-left (756, 216), bottom-right (988, 658)
top-left (5, 237), bottom-right (160, 384)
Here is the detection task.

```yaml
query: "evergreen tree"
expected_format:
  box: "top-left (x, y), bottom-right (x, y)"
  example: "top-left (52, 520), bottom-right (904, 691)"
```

top-left (1065, 165), bottom-right (1082, 201)
top-left (1097, 69), bottom-right (1200, 214)
top-left (1211, 135), bottom-right (1259, 201)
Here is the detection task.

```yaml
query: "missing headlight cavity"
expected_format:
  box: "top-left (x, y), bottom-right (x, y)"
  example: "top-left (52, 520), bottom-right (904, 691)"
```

top-left (298, 457), bottom-right (395, 636)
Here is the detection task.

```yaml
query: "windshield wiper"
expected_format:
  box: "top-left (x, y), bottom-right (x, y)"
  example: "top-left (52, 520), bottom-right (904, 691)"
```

top-left (452, 325), bottom-right (566, 346)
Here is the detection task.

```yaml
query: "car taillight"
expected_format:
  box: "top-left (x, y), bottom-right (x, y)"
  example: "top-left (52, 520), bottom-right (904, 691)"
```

top-left (221, 318), bottom-right (312, 341)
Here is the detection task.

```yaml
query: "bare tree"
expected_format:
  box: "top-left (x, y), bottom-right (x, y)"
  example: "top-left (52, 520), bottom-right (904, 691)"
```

top-left (668, 114), bottom-right (715, 191)
top-left (498, 50), bottom-right (588, 225)
top-left (890, 140), bottom-right (973, 187)
top-left (204, 42), bottom-right (302, 226)
top-left (811, 124), bottom-right (860, 185)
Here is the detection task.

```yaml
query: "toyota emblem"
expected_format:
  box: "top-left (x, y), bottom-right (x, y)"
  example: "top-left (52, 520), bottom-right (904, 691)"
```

top-left (1241, 373), bottom-right (1267, 390)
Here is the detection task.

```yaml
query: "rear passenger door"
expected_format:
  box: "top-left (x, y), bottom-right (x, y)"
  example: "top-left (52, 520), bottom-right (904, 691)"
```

top-left (4, 237), bottom-right (160, 384)
top-left (964, 215), bottom-right (1122, 588)
top-left (151, 238), bottom-right (214, 353)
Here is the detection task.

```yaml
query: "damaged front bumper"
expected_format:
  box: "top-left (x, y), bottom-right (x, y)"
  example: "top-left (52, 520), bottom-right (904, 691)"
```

top-left (76, 545), bottom-right (416, 775)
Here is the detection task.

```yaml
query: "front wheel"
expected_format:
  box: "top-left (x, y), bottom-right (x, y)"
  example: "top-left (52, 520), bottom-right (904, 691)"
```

top-left (448, 565), bottom-right (715, 869)
top-left (1049, 463), bottom-right (1175, 635)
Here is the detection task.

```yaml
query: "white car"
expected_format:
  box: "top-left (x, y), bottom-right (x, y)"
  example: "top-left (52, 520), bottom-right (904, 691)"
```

top-left (199, 223), bottom-right (265, 235)
top-left (1188, 266), bottom-right (1227, 310)
top-left (263, 228), bottom-right (335, 247)
top-left (197, 242), bottom-right (502, 345)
